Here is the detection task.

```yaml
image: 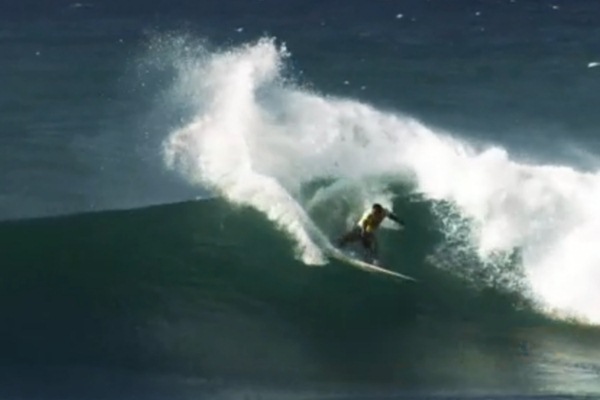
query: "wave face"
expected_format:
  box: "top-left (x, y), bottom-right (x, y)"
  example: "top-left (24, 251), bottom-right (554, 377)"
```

top-left (159, 37), bottom-right (600, 326)
top-left (2, 200), bottom-right (600, 394)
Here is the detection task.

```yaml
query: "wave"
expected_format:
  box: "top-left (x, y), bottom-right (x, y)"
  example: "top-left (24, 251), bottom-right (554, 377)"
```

top-left (2, 199), bottom-right (600, 391)
top-left (156, 36), bottom-right (600, 325)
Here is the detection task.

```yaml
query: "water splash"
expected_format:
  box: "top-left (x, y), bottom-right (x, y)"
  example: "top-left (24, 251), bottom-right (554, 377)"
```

top-left (160, 36), bottom-right (600, 325)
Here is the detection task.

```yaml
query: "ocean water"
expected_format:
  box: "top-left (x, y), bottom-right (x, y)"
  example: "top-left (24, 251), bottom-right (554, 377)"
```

top-left (1, 0), bottom-right (600, 398)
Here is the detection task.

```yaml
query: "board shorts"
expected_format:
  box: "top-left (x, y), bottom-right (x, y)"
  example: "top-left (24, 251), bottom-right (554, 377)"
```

top-left (349, 226), bottom-right (375, 248)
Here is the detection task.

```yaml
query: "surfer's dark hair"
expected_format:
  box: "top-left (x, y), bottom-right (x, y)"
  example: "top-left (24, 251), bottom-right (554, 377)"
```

top-left (373, 203), bottom-right (383, 211)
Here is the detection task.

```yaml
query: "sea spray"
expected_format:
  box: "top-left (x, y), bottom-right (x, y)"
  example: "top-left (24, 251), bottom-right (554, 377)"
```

top-left (160, 37), bottom-right (600, 325)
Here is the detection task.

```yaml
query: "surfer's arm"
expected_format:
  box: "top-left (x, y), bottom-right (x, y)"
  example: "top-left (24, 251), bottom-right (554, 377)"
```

top-left (358, 221), bottom-right (369, 235)
top-left (357, 210), bottom-right (372, 234)
top-left (386, 212), bottom-right (405, 228)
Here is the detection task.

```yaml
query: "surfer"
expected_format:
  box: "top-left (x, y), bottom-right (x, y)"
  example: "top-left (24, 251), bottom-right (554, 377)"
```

top-left (337, 203), bottom-right (405, 260)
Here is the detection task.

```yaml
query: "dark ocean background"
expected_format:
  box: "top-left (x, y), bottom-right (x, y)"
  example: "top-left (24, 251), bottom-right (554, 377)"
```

top-left (1, 0), bottom-right (600, 398)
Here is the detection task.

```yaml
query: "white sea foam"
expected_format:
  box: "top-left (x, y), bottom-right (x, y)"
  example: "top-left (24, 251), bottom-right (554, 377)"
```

top-left (162, 37), bottom-right (600, 325)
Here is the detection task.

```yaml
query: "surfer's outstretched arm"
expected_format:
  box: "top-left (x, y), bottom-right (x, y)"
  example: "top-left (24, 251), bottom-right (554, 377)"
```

top-left (386, 212), bottom-right (405, 228)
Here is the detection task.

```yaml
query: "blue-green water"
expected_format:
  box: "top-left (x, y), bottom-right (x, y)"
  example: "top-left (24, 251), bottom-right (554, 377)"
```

top-left (1, 0), bottom-right (600, 398)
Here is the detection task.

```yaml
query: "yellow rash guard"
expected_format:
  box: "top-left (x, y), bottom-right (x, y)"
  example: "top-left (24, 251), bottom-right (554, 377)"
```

top-left (357, 208), bottom-right (389, 234)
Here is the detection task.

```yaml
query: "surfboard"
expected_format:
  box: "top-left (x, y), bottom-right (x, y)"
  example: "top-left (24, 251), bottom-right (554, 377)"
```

top-left (329, 248), bottom-right (417, 282)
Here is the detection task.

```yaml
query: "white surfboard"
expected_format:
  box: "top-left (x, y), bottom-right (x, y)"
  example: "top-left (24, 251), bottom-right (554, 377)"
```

top-left (329, 248), bottom-right (417, 282)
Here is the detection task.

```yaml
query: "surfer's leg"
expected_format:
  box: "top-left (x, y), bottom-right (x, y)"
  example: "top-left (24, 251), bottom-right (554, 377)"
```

top-left (370, 237), bottom-right (379, 261)
top-left (360, 233), bottom-right (371, 250)
top-left (337, 227), bottom-right (361, 247)
top-left (362, 234), bottom-right (378, 261)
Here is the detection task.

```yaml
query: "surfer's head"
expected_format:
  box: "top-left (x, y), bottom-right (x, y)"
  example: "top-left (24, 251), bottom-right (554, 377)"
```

top-left (372, 203), bottom-right (384, 214)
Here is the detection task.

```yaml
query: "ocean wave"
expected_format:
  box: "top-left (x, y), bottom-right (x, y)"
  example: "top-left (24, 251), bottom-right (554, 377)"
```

top-left (157, 36), bottom-right (600, 325)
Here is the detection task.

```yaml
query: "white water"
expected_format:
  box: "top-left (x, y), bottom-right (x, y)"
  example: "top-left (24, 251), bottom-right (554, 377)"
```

top-left (161, 37), bottom-right (600, 325)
